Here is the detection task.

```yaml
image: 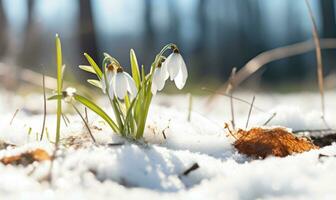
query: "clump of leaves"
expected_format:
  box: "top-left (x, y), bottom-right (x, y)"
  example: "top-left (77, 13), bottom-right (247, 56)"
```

top-left (52, 42), bottom-right (188, 141)
top-left (234, 127), bottom-right (318, 158)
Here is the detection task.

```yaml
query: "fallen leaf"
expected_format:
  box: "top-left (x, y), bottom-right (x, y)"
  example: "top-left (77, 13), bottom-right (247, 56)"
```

top-left (0, 148), bottom-right (50, 165)
top-left (234, 127), bottom-right (318, 158)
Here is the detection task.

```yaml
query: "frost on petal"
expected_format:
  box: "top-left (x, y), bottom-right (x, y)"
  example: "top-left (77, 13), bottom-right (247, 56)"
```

top-left (124, 72), bottom-right (138, 99)
top-left (174, 55), bottom-right (188, 89)
top-left (113, 73), bottom-right (127, 99)
top-left (165, 53), bottom-right (180, 80)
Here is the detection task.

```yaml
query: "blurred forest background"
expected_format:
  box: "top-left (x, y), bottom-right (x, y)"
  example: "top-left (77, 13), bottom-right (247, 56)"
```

top-left (1, 0), bottom-right (336, 91)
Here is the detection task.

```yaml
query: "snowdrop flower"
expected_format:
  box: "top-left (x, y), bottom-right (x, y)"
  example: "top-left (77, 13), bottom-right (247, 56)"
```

top-left (151, 61), bottom-right (169, 95)
top-left (151, 48), bottom-right (188, 95)
top-left (163, 49), bottom-right (188, 89)
top-left (101, 64), bottom-right (116, 98)
top-left (112, 67), bottom-right (137, 99)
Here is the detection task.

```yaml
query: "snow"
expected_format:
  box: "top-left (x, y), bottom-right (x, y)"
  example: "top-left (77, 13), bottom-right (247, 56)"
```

top-left (1, 89), bottom-right (336, 199)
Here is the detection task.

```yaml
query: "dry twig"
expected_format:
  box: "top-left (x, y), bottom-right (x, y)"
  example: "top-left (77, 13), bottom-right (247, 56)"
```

top-left (305, 0), bottom-right (327, 126)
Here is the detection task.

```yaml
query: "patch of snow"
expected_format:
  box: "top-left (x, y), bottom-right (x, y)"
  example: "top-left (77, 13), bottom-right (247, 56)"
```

top-left (0, 90), bottom-right (336, 199)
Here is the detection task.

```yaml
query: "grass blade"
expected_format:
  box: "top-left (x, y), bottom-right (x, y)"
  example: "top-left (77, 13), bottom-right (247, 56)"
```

top-left (87, 79), bottom-right (102, 89)
top-left (71, 103), bottom-right (96, 143)
top-left (55, 34), bottom-right (62, 145)
top-left (73, 94), bottom-right (119, 133)
top-left (305, 0), bottom-right (325, 118)
top-left (79, 65), bottom-right (97, 74)
top-left (84, 53), bottom-right (103, 79)
top-left (40, 72), bottom-right (47, 141)
top-left (130, 49), bottom-right (141, 89)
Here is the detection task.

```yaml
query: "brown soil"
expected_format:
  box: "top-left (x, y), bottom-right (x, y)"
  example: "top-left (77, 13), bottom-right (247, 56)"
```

top-left (234, 127), bottom-right (318, 158)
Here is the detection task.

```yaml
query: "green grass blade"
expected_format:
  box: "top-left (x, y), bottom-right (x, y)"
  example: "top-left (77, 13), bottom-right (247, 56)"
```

top-left (87, 79), bottom-right (102, 89)
top-left (124, 94), bottom-right (131, 110)
top-left (111, 98), bottom-right (125, 135)
top-left (48, 94), bottom-right (63, 101)
top-left (74, 94), bottom-right (119, 133)
top-left (84, 53), bottom-right (103, 79)
top-left (123, 97), bottom-right (138, 135)
top-left (130, 49), bottom-right (141, 89)
top-left (79, 65), bottom-right (97, 74)
top-left (135, 79), bottom-right (153, 139)
top-left (124, 94), bottom-right (135, 135)
top-left (141, 65), bottom-right (145, 82)
top-left (55, 34), bottom-right (62, 145)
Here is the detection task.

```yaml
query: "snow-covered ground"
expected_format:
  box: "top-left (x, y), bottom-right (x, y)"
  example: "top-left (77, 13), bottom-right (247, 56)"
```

top-left (0, 89), bottom-right (336, 199)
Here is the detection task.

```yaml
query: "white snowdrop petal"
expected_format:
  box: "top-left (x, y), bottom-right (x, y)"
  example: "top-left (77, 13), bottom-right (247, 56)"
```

top-left (166, 53), bottom-right (180, 80)
top-left (161, 62), bottom-right (170, 81)
top-left (106, 70), bottom-right (115, 84)
top-left (153, 68), bottom-right (161, 87)
top-left (153, 68), bottom-right (165, 91)
top-left (157, 70), bottom-right (166, 91)
top-left (108, 84), bottom-right (114, 99)
top-left (125, 72), bottom-right (138, 98)
top-left (174, 55), bottom-right (188, 89)
top-left (101, 77), bottom-right (107, 94)
top-left (151, 81), bottom-right (158, 95)
top-left (113, 73), bottom-right (127, 99)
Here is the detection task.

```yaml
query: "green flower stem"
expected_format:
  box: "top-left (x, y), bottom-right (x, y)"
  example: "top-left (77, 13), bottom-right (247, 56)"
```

top-left (55, 34), bottom-right (62, 145)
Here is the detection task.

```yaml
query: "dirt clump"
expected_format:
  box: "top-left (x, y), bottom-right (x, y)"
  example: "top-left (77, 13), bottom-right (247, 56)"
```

top-left (234, 127), bottom-right (318, 158)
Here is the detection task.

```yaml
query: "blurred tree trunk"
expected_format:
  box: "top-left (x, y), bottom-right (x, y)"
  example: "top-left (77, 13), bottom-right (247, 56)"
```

top-left (144, 0), bottom-right (154, 45)
top-left (0, 0), bottom-right (8, 58)
top-left (79, 0), bottom-right (98, 62)
top-left (194, 0), bottom-right (206, 75)
top-left (19, 0), bottom-right (41, 68)
top-left (167, 0), bottom-right (180, 44)
top-left (143, 0), bottom-right (155, 65)
top-left (320, 0), bottom-right (336, 38)
top-left (320, 0), bottom-right (335, 74)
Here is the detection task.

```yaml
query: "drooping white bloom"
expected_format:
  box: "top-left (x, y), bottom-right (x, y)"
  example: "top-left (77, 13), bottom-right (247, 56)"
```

top-left (112, 70), bottom-right (137, 99)
top-left (151, 64), bottom-right (168, 95)
top-left (151, 51), bottom-right (188, 95)
top-left (163, 52), bottom-right (188, 89)
top-left (101, 68), bottom-right (116, 99)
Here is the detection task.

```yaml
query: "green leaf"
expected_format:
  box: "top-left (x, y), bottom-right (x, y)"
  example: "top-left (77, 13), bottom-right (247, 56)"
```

top-left (55, 34), bottom-right (63, 144)
top-left (73, 94), bottom-right (119, 133)
top-left (84, 53), bottom-right (103, 79)
top-left (111, 98), bottom-right (125, 135)
top-left (123, 96), bottom-right (138, 135)
top-left (141, 65), bottom-right (145, 82)
top-left (87, 79), bottom-right (102, 89)
top-left (130, 49), bottom-right (141, 89)
top-left (48, 94), bottom-right (63, 101)
top-left (61, 64), bottom-right (66, 88)
top-left (79, 65), bottom-right (97, 74)
top-left (124, 94), bottom-right (131, 110)
top-left (135, 78), bottom-right (153, 139)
